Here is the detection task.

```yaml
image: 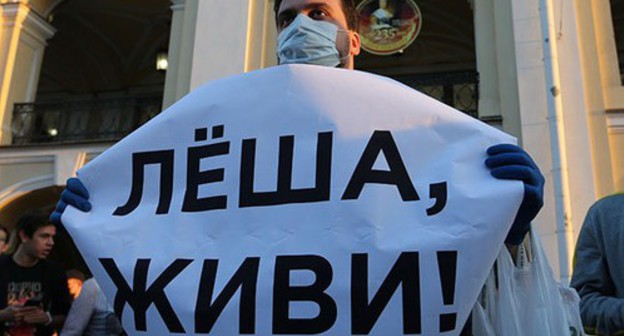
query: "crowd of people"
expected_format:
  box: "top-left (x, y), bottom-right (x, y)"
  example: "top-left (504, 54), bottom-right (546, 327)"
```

top-left (0, 0), bottom-right (622, 334)
top-left (0, 212), bottom-right (123, 336)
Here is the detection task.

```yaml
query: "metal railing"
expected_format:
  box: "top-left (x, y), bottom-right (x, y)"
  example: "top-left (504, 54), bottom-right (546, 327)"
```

top-left (393, 71), bottom-right (479, 118)
top-left (11, 96), bottom-right (162, 145)
top-left (10, 72), bottom-right (478, 145)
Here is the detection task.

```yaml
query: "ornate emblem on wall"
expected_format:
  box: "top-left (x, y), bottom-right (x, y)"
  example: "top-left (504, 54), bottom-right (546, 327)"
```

top-left (357, 0), bottom-right (422, 55)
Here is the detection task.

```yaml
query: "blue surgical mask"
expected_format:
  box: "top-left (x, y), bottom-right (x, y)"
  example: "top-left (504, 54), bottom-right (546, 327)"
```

top-left (277, 14), bottom-right (348, 67)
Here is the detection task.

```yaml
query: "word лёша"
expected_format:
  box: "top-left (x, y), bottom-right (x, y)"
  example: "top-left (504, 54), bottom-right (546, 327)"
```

top-left (113, 127), bottom-right (448, 217)
top-left (100, 251), bottom-right (458, 334)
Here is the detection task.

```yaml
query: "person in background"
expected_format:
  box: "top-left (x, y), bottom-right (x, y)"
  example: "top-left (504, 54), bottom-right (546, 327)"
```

top-left (60, 277), bottom-right (123, 336)
top-left (571, 193), bottom-right (624, 336)
top-left (0, 225), bottom-right (9, 254)
top-left (0, 211), bottom-right (71, 336)
top-left (65, 270), bottom-right (85, 301)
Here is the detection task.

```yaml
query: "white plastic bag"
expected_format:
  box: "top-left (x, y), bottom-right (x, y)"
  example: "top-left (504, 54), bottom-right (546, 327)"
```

top-left (472, 302), bottom-right (496, 336)
top-left (472, 272), bottom-right (496, 336)
top-left (560, 285), bottom-right (584, 336)
top-left (474, 230), bottom-right (584, 336)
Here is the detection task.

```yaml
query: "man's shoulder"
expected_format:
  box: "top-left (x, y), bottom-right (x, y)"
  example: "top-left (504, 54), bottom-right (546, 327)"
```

top-left (590, 193), bottom-right (624, 214)
top-left (584, 194), bottom-right (624, 233)
top-left (600, 192), bottom-right (624, 202)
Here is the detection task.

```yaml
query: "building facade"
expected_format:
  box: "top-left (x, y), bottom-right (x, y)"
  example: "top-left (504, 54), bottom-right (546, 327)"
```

top-left (0, 0), bottom-right (622, 281)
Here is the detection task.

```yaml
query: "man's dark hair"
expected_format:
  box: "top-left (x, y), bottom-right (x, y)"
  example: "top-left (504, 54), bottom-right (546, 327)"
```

top-left (16, 211), bottom-right (51, 239)
top-left (66, 269), bottom-right (86, 282)
top-left (273, 0), bottom-right (359, 31)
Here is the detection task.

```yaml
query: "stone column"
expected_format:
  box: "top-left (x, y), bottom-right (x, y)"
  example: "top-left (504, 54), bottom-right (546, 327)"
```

top-left (508, 0), bottom-right (621, 280)
top-left (189, 0), bottom-right (274, 90)
top-left (472, 0), bottom-right (522, 137)
top-left (162, 0), bottom-right (195, 109)
top-left (607, 111), bottom-right (624, 190)
top-left (472, 0), bottom-right (502, 127)
top-left (163, 0), bottom-right (276, 107)
top-left (592, 0), bottom-right (624, 110)
top-left (0, 1), bottom-right (55, 144)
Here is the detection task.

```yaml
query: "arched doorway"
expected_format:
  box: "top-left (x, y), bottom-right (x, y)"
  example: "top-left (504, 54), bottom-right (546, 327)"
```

top-left (12, 0), bottom-right (172, 145)
top-left (1, 186), bottom-right (90, 276)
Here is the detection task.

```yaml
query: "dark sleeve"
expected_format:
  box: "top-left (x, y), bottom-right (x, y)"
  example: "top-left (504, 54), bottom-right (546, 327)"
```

top-left (570, 206), bottom-right (624, 335)
top-left (48, 266), bottom-right (71, 316)
top-left (0, 256), bottom-right (8, 334)
top-left (0, 256), bottom-right (8, 310)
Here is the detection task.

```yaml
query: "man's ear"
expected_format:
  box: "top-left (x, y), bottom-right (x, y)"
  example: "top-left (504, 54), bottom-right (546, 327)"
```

top-left (350, 31), bottom-right (361, 56)
top-left (18, 230), bottom-right (29, 244)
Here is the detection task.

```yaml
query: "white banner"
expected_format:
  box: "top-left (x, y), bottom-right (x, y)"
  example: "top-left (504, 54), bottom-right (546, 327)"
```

top-left (63, 65), bottom-right (523, 335)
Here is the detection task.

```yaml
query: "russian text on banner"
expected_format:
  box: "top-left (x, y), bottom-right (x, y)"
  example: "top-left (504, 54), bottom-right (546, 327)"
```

top-left (63, 65), bottom-right (523, 336)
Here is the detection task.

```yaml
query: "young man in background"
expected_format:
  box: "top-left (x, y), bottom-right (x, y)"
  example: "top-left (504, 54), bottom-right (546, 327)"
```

top-left (0, 212), bottom-right (71, 336)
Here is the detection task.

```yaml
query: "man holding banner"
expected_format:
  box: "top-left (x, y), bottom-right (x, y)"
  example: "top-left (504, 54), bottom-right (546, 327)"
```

top-left (271, 0), bottom-right (543, 247)
top-left (51, 0), bottom-right (544, 335)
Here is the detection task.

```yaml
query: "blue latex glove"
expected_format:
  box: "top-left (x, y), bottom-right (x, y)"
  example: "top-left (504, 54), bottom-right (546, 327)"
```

top-left (50, 177), bottom-right (92, 225)
top-left (485, 144), bottom-right (544, 245)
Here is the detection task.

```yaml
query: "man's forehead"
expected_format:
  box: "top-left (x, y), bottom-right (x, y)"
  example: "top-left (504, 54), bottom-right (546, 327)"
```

top-left (36, 225), bottom-right (56, 235)
top-left (278, 0), bottom-right (344, 14)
